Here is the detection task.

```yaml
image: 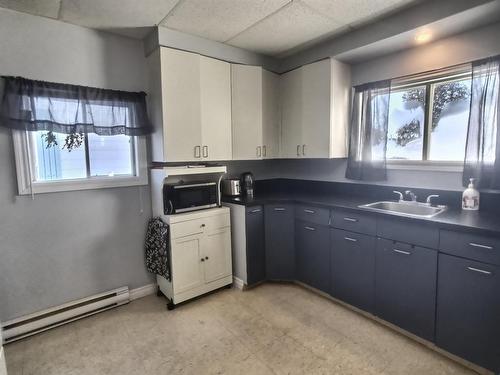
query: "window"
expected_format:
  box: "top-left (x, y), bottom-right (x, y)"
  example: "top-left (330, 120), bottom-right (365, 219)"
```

top-left (2, 77), bottom-right (151, 195)
top-left (385, 68), bottom-right (472, 166)
top-left (14, 129), bottom-right (147, 194)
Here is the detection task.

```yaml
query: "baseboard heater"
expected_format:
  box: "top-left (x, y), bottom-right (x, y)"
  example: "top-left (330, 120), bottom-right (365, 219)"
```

top-left (2, 286), bottom-right (129, 344)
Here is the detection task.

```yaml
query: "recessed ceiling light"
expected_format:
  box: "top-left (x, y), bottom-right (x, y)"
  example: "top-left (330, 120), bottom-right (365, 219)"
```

top-left (415, 31), bottom-right (432, 44)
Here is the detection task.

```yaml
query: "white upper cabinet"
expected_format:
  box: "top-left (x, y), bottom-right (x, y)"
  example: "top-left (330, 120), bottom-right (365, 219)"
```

top-left (262, 69), bottom-right (281, 159)
top-left (200, 55), bottom-right (232, 161)
top-left (147, 48), bottom-right (349, 162)
top-left (280, 58), bottom-right (350, 159)
top-left (148, 47), bottom-right (232, 162)
top-left (231, 65), bottom-right (280, 160)
top-left (280, 67), bottom-right (303, 158)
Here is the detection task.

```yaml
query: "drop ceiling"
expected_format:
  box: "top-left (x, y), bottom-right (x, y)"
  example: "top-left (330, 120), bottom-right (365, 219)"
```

top-left (0, 0), bottom-right (422, 57)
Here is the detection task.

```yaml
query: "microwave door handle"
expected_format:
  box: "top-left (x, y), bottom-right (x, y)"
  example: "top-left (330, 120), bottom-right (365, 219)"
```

top-left (217, 174), bottom-right (224, 207)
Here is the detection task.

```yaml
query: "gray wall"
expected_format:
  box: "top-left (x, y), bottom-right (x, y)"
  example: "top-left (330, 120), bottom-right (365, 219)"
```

top-left (351, 21), bottom-right (500, 85)
top-left (0, 9), bottom-right (153, 321)
top-left (226, 159), bottom-right (463, 191)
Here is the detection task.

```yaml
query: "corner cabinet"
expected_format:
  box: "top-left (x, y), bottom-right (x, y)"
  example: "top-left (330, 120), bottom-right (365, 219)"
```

top-left (231, 65), bottom-right (280, 160)
top-left (147, 47), bottom-right (232, 162)
top-left (157, 208), bottom-right (233, 309)
top-left (281, 58), bottom-right (350, 159)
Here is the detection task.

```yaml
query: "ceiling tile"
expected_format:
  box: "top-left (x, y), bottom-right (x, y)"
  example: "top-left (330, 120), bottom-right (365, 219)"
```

top-left (227, 1), bottom-right (341, 56)
top-left (162, 0), bottom-right (292, 42)
top-left (0, 0), bottom-right (61, 18)
top-left (302, 0), bottom-right (417, 26)
top-left (60, 0), bottom-right (179, 29)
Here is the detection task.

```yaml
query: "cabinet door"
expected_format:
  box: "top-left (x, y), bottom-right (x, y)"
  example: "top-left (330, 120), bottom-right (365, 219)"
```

top-left (436, 254), bottom-right (500, 372)
top-left (203, 227), bottom-right (232, 283)
top-left (171, 235), bottom-right (204, 294)
top-left (265, 204), bottom-right (295, 280)
top-left (280, 68), bottom-right (303, 158)
top-left (262, 69), bottom-right (281, 159)
top-left (296, 220), bottom-right (330, 293)
top-left (231, 65), bottom-right (263, 160)
top-left (200, 55), bottom-right (232, 161)
top-left (331, 229), bottom-right (375, 313)
top-left (301, 59), bottom-right (331, 158)
top-left (375, 239), bottom-right (437, 341)
top-left (161, 48), bottom-right (202, 162)
top-left (246, 206), bottom-right (266, 286)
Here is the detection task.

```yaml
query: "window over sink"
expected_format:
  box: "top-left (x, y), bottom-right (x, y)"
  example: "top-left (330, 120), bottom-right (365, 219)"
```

top-left (384, 67), bottom-right (472, 168)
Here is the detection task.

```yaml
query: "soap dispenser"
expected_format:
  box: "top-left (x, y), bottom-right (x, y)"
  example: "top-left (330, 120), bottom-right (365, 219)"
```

top-left (462, 178), bottom-right (480, 211)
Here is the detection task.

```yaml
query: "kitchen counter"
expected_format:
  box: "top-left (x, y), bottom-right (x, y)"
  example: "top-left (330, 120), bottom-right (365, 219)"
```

top-left (223, 191), bottom-right (500, 236)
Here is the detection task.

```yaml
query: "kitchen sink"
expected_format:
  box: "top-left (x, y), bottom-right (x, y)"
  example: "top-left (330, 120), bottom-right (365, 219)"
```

top-left (359, 201), bottom-right (446, 218)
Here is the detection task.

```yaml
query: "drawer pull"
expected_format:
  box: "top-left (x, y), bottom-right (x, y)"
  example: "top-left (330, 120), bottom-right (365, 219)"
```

top-left (250, 209), bottom-right (261, 213)
top-left (273, 207), bottom-right (285, 211)
top-left (467, 266), bottom-right (492, 275)
top-left (304, 226), bottom-right (316, 231)
top-left (469, 242), bottom-right (493, 250)
top-left (393, 249), bottom-right (411, 256)
top-left (344, 236), bottom-right (357, 242)
top-left (343, 217), bottom-right (358, 222)
top-left (304, 209), bottom-right (315, 214)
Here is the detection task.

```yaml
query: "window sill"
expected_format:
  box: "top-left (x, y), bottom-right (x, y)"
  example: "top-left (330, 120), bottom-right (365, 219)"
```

top-left (18, 175), bottom-right (148, 195)
top-left (386, 161), bottom-right (463, 172)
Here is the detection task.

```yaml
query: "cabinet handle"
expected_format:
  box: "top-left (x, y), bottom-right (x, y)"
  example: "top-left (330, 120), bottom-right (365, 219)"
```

top-left (343, 217), bottom-right (358, 222)
top-left (251, 208), bottom-right (261, 213)
top-left (302, 144), bottom-right (306, 156)
top-left (194, 145), bottom-right (201, 158)
top-left (200, 224), bottom-right (205, 228)
top-left (202, 145), bottom-right (208, 158)
top-left (393, 249), bottom-right (411, 256)
top-left (304, 209), bottom-right (315, 214)
top-left (467, 266), bottom-right (492, 275)
top-left (304, 226), bottom-right (316, 231)
top-left (274, 207), bottom-right (285, 211)
top-left (469, 242), bottom-right (493, 250)
top-left (296, 145), bottom-right (300, 157)
top-left (205, 256), bottom-right (209, 260)
top-left (256, 146), bottom-right (262, 157)
top-left (263, 145), bottom-right (267, 157)
top-left (201, 258), bottom-right (205, 262)
top-left (344, 236), bottom-right (357, 242)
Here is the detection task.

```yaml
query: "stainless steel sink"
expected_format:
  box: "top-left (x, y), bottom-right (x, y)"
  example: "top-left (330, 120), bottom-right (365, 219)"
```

top-left (359, 201), bottom-right (446, 218)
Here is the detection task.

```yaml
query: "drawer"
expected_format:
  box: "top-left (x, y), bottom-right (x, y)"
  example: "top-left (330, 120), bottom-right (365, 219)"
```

top-left (205, 212), bottom-right (230, 233)
top-left (377, 217), bottom-right (439, 249)
top-left (295, 205), bottom-right (330, 226)
top-left (331, 209), bottom-right (376, 235)
top-left (440, 230), bottom-right (500, 266)
top-left (170, 213), bottom-right (230, 239)
top-left (170, 218), bottom-right (205, 239)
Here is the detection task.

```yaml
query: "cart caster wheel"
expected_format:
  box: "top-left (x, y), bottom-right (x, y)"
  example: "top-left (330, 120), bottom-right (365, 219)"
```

top-left (167, 301), bottom-right (175, 310)
top-left (156, 286), bottom-right (162, 297)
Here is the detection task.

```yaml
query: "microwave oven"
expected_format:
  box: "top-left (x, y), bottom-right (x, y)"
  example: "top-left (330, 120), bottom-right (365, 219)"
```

top-left (163, 181), bottom-right (219, 214)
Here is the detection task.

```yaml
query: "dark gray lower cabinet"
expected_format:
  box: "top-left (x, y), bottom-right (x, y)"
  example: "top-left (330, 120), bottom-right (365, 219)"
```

top-left (245, 206), bottom-right (266, 286)
top-left (375, 238), bottom-right (437, 341)
top-left (331, 229), bottom-right (375, 313)
top-left (295, 220), bottom-right (330, 293)
top-left (436, 254), bottom-right (500, 373)
top-left (265, 204), bottom-right (295, 280)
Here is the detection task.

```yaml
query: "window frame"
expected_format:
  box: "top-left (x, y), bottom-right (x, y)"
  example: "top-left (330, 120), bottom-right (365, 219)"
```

top-left (12, 129), bottom-right (148, 195)
top-left (386, 65), bottom-right (472, 171)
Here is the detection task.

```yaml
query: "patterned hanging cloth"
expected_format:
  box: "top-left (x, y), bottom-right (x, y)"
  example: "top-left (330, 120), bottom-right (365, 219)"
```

top-left (145, 217), bottom-right (171, 281)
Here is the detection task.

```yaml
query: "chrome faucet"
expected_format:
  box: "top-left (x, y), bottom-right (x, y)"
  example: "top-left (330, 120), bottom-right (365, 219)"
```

top-left (393, 191), bottom-right (404, 202)
top-left (425, 194), bottom-right (440, 206)
top-left (405, 190), bottom-right (417, 202)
